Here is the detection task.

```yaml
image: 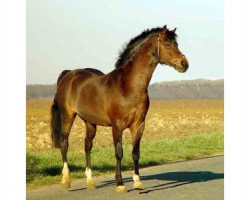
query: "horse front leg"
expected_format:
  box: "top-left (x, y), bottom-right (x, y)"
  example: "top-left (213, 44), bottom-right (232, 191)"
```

top-left (130, 121), bottom-right (145, 190)
top-left (112, 125), bottom-right (127, 192)
top-left (84, 122), bottom-right (96, 189)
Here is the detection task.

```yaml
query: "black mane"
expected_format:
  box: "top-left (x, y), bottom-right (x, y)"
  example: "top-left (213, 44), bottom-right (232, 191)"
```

top-left (115, 26), bottom-right (177, 68)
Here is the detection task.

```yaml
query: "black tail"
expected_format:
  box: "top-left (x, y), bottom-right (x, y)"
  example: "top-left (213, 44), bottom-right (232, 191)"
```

top-left (51, 70), bottom-right (71, 148)
top-left (50, 99), bottom-right (61, 148)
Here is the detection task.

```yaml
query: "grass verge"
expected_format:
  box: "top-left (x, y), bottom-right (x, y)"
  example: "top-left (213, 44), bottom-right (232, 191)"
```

top-left (27, 132), bottom-right (223, 189)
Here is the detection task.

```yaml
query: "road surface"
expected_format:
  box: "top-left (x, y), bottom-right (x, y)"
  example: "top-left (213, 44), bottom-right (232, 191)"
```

top-left (27, 155), bottom-right (224, 200)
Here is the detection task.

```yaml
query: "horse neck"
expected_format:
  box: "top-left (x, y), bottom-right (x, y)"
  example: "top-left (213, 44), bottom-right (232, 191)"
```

top-left (121, 39), bottom-right (158, 93)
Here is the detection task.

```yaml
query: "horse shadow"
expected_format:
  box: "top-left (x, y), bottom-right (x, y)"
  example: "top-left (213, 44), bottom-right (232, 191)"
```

top-left (41, 165), bottom-right (84, 176)
top-left (41, 163), bottom-right (223, 193)
top-left (95, 171), bottom-right (224, 193)
top-left (41, 164), bottom-right (118, 176)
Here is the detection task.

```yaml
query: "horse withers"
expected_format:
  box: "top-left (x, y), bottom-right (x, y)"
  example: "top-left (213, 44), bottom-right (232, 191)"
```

top-left (51, 25), bottom-right (188, 192)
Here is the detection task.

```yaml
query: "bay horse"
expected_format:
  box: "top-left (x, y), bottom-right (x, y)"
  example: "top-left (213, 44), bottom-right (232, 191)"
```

top-left (51, 25), bottom-right (189, 192)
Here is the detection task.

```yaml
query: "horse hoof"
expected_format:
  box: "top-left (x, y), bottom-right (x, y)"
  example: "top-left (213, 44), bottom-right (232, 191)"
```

top-left (87, 180), bottom-right (96, 189)
top-left (133, 181), bottom-right (144, 190)
top-left (61, 178), bottom-right (71, 188)
top-left (115, 185), bottom-right (127, 193)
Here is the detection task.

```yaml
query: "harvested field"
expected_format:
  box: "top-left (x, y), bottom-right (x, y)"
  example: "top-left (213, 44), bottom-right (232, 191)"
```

top-left (26, 99), bottom-right (224, 151)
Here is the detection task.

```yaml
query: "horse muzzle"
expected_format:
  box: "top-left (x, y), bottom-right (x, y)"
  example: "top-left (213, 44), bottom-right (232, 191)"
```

top-left (180, 60), bottom-right (189, 72)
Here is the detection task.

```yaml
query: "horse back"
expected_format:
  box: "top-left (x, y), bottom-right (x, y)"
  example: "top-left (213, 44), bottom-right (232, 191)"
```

top-left (55, 68), bottom-right (103, 107)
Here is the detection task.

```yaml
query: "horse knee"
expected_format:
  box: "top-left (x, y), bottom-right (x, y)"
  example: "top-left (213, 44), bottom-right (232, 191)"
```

top-left (132, 142), bottom-right (140, 160)
top-left (132, 151), bottom-right (140, 161)
top-left (115, 142), bottom-right (123, 160)
top-left (60, 135), bottom-right (69, 150)
top-left (85, 137), bottom-right (93, 151)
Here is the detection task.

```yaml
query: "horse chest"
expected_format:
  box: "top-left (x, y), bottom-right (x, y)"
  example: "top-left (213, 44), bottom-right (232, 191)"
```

top-left (107, 97), bottom-right (148, 128)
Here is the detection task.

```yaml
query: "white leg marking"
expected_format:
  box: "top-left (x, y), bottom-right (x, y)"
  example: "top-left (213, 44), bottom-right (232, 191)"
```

top-left (133, 174), bottom-right (140, 182)
top-left (85, 167), bottom-right (93, 181)
top-left (62, 162), bottom-right (69, 176)
top-left (61, 162), bottom-right (70, 188)
top-left (133, 174), bottom-right (144, 189)
top-left (85, 167), bottom-right (96, 189)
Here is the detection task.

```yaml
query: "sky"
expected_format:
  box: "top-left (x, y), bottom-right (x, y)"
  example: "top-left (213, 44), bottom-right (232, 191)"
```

top-left (27, 0), bottom-right (224, 84)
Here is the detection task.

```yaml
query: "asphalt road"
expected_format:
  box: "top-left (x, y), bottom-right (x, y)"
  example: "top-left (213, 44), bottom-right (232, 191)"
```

top-left (27, 155), bottom-right (224, 200)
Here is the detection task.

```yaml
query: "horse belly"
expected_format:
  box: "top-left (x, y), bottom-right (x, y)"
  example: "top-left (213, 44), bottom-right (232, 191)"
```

top-left (72, 76), bottom-right (111, 126)
top-left (76, 96), bottom-right (111, 126)
top-left (77, 110), bottom-right (111, 126)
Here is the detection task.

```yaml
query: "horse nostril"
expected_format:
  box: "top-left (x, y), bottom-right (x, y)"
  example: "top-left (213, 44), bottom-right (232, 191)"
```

top-left (181, 61), bottom-right (186, 67)
top-left (180, 61), bottom-right (189, 72)
top-left (182, 61), bottom-right (189, 68)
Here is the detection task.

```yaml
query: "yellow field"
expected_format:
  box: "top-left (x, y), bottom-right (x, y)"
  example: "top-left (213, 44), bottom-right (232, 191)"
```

top-left (26, 99), bottom-right (224, 151)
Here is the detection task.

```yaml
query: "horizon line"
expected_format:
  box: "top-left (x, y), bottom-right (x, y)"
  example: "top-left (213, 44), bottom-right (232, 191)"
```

top-left (26, 78), bottom-right (224, 86)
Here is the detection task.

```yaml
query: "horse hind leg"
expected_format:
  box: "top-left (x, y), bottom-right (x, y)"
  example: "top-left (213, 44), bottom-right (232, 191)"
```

top-left (84, 122), bottom-right (97, 189)
top-left (60, 109), bottom-right (76, 188)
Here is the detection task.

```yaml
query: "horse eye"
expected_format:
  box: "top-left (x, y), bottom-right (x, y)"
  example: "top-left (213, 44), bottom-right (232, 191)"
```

top-left (164, 43), bottom-right (170, 47)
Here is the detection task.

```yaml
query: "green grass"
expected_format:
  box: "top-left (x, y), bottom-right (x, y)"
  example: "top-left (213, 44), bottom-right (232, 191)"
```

top-left (26, 132), bottom-right (223, 189)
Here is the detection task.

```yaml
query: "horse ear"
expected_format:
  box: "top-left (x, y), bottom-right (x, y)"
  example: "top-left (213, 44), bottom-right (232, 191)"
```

top-left (171, 28), bottom-right (177, 33)
top-left (161, 25), bottom-right (167, 35)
